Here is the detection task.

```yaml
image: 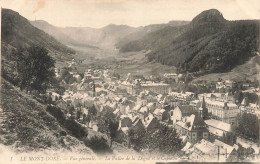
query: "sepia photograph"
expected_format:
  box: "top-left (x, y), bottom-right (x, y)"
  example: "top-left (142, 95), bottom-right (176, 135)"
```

top-left (0, 0), bottom-right (260, 163)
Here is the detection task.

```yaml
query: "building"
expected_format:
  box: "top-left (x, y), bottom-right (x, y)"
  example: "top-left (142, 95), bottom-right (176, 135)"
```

top-left (152, 108), bottom-right (169, 121)
top-left (132, 118), bottom-right (144, 129)
top-left (190, 100), bottom-right (201, 108)
top-left (214, 140), bottom-right (238, 162)
top-left (190, 139), bottom-right (238, 162)
top-left (163, 73), bottom-right (179, 82)
top-left (120, 115), bottom-right (133, 128)
top-left (165, 95), bottom-right (180, 108)
top-left (140, 82), bottom-right (171, 95)
top-left (198, 93), bottom-right (234, 103)
top-left (142, 114), bottom-right (159, 131)
top-left (120, 74), bottom-right (171, 95)
top-left (174, 113), bottom-right (209, 143)
top-left (205, 119), bottom-right (235, 144)
top-left (170, 105), bottom-right (198, 124)
top-left (169, 92), bottom-right (195, 104)
top-left (240, 98), bottom-right (260, 117)
top-left (88, 120), bottom-right (99, 132)
top-left (216, 80), bottom-right (234, 92)
top-left (138, 106), bottom-right (149, 120)
top-left (120, 81), bottom-right (135, 95)
top-left (205, 99), bottom-right (239, 124)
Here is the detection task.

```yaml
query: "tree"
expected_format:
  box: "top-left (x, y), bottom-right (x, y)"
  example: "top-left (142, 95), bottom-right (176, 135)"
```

top-left (143, 125), bottom-right (182, 155)
top-left (83, 114), bottom-right (91, 124)
top-left (243, 92), bottom-right (259, 104)
top-left (108, 119), bottom-right (119, 147)
top-left (46, 93), bottom-right (53, 104)
top-left (96, 108), bottom-right (119, 147)
top-left (52, 78), bottom-right (66, 95)
top-left (68, 105), bottom-right (75, 115)
top-left (89, 105), bottom-right (97, 117)
top-left (76, 110), bottom-right (81, 120)
top-left (16, 46), bottom-right (55, 93)
top-left (234, 91), bottom-right (244, 104)
top-left (65, 119), bottom-right (88, 139)
top-left (237, 144), bottom-right (255, 161)
top-left (233, 113), bottom-right (259, 142)
top-left (128, 126), bottom-right (146, 151)
top-left (60, 67), bottom-right (76, 84)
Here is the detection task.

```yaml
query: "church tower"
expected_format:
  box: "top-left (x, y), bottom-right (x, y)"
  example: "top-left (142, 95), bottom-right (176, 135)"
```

top-left (199, 96), bottom-right (208, 120)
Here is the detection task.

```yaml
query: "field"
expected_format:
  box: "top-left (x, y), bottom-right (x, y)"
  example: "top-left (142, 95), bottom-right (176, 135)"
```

top-left (72, 49), bottom-right (177, 78)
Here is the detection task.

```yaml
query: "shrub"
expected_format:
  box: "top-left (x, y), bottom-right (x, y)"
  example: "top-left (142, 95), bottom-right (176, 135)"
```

top-left (65, 119), bottom-right (88, 139)
top-left (46, 105), bottom-right (66, 124)
top-left (60, 130), bottom-right (67, 136)
top-left (46, 105), bottom-right (88, 139)
top-left (85, 136), bottom-right (112, 154)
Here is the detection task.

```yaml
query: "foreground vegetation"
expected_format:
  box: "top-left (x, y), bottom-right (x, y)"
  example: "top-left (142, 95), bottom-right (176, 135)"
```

top-left (0, 80), bottom-right (93, 154)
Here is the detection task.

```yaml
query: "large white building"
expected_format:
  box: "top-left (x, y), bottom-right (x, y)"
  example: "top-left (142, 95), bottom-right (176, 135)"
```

top-left (205, 99), bottom-right (239, 124)
top-left (120, 80), bottom-right (171, 95)
top-left (140, 82), bottom-right (171, 95)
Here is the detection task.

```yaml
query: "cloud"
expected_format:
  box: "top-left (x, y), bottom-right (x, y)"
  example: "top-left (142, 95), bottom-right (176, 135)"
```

top-left (30, 0), bottom-right (128, 13)
top-left (32, 0), bottom-right (46, 13)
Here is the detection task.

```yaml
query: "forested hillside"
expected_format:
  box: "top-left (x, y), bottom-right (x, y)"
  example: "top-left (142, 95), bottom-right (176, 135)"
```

top-left (116, 21), bottom-right (189, 49)
top-left (118, 9), bottom-right (260, 73)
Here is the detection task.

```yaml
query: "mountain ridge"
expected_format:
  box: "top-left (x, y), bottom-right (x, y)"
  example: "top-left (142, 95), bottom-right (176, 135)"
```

top-left (1, 8), bottom-right (75, 61)
top-left (118, 9), bottom-right (260, 74)
top-left (31, 20), bottom-right (139, 50)
top-left (30, 19), bottom-right (190, 56)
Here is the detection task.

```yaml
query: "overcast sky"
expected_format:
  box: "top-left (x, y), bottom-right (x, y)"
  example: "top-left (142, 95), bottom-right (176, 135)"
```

top-left (1, 0), bottom-right (260, 28)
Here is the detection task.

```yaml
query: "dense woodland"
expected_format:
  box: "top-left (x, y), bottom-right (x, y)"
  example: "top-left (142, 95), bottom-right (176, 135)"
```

top-left (232, 112), bottom-right (260, 143)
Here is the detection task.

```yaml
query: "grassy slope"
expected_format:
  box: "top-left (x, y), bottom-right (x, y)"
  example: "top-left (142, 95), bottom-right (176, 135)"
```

top-left (192, 54), bottom-right (260, 82)
top-left (0, 79), bottom-right (93, 154)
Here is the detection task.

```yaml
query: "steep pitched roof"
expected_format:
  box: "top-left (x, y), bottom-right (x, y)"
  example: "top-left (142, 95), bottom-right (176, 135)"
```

top-left (205, 119), bottom-right (231, 132)
top-left (143, 114), bottom-right (155, 128)
top-left (153, 108), bottom-right (161, 115)
top-left (201, 96), bottom-right (207, 109)
top-left (214, 139), bottom-right (236, 159)
top-left (241, 97), bottom-right (248, 106)
top-left (133, 118), bottom-right (144, 127)
top-left (194, 139), bottom-right (217, 155)
top-left (113, 108), bottom-right (120, 115)
top-left (193, 113), bottom-right (207, 129)
top-left (139, 106), bottom-right (148, 113)
top-left (177, 105), bottom-right (197, 116)
top-left (176, 113), bottom-right (207, 131)
top-left (176, 114), bottom-right (196, 131)
top-left (133, 104), bottom-right (142, 112)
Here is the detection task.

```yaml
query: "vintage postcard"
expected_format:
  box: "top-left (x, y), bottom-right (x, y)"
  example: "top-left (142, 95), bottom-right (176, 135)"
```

top-left (0, 0), bottom-right (260, 163)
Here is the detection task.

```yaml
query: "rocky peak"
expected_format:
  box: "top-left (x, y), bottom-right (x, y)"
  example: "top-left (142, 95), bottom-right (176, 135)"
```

top-left (191, 9), bottom-right (226, 27)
